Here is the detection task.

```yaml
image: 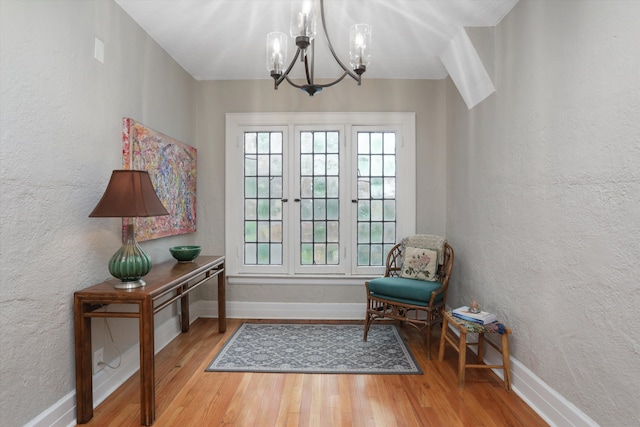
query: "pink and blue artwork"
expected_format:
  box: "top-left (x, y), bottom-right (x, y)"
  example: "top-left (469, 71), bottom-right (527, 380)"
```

top-left (122, 118), bottom-right (197, 241)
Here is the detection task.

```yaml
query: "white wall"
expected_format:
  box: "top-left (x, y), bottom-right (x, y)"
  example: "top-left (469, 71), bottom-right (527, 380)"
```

top-left (0, 1), bottom-right (195, 426)
top-left (446, 1), bottom-right (640, 425)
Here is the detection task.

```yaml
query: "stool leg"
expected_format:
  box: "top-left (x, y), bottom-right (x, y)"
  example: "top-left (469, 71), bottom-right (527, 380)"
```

top-left (458, 331), bottom-right (467, 388)
top-left (438, 316), bottom-right (448, 361)
top-left (502, 333), bottom-right (512, 391)
top-left (477, 332), bottom-right (485, 363)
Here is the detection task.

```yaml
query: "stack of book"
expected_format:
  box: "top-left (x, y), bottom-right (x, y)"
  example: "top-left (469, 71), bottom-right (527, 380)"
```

top-left (452, 306), bottom-right (497, 325)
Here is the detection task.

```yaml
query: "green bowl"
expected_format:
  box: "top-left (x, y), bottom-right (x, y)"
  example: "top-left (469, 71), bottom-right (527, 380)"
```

top-left (169, 245), bottom-right (202, 262)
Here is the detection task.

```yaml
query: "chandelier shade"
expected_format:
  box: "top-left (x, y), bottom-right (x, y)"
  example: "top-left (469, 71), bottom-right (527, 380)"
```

top-left (267, 0), bottom-right (371, 96)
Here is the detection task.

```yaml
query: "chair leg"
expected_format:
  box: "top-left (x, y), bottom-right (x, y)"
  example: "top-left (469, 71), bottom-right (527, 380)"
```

top-left (363, 311), bottom-right (371, 342)
top-left (425, 323), bottom-right (432, 360)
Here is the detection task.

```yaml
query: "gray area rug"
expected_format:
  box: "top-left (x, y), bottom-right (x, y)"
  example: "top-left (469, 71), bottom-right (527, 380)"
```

top-left (206, 323), bottom-right (422, 374)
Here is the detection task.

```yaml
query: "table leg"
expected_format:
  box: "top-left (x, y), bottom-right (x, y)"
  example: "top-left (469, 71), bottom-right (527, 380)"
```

top-left (458, 331), bottom-right (467, 388)
top-left (438, 316), bottom-right (448, 361)
top-left (180, 285), bottom-right (190, 333)
top-left (218, 267), bottom-right (226, 333)
top-left (502, 333), bottom-right (512, 391)
top-left (139, 297), bottom-right (156, 425)
top-left (74, 298), bottom-right (93, 423)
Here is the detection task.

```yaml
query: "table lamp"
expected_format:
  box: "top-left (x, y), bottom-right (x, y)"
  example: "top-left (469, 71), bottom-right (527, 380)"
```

top-left (89, 170), bottom-right (169, 289)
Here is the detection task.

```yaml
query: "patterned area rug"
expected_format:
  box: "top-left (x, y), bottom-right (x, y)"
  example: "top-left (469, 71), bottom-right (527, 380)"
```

top-left (206, 323), bottom-right (422, 374)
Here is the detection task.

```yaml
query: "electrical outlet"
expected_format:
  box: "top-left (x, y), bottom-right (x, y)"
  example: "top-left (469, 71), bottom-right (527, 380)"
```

top-left (93, 348), bottom-right (104, 374)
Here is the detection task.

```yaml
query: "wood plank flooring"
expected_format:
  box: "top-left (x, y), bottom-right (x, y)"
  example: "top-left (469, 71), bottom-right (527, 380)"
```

top-left (81, 318), bottom-right (548, 426)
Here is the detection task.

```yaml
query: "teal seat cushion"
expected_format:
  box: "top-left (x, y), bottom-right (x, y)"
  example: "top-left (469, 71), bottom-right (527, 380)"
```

top-left (368, 276), bottom-right (444, 307)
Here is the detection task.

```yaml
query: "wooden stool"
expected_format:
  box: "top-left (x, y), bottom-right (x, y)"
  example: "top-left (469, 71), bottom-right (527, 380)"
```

top-left (438, 310), bottom-right (512, 391)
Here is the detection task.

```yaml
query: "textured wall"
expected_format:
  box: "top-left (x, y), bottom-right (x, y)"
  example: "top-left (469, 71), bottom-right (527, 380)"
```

top-left (194, 79), bottom-right (448, 303)
top-left (445, 1), bottom-right (640, 425)
top-left (0, 1), bottom-right (195, 425)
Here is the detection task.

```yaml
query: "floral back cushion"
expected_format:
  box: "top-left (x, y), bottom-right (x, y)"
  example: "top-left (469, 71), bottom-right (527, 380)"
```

top-left (400, 246), bottom-right (438, 281)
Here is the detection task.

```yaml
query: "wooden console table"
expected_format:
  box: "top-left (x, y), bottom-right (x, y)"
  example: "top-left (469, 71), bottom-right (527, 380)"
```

top-left (74, 255), bottom-right (225, 425)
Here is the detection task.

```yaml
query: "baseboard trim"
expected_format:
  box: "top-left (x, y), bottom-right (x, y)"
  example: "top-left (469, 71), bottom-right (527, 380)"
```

top-left (26, 301), bottom-right (598, 427)
top-left (194, 300), bottom-right (367, 320)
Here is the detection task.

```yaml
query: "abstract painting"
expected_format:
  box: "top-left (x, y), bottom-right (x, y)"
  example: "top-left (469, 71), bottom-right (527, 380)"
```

top-left (122, 118), bottom-right (197, 241)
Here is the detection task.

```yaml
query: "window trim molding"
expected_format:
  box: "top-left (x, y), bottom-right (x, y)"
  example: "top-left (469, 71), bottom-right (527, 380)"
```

top-left (225, 112), bottom-right (416, 279)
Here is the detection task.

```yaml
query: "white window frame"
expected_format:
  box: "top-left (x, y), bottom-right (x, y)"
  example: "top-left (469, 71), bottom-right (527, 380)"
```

top-left (225, 112), bottom-right (416, 285)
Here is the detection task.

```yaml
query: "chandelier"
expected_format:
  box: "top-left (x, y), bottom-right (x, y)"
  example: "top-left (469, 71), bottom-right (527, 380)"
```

top-left (266, 0), bottom-right (371, 96)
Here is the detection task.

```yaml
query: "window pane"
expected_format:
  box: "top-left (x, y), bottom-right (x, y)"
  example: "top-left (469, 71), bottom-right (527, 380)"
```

top-left (370, 178), bottom-right (383, 199)
top-left (371, 222), bottom-right (383, 243)
top-left (257, 199), bottom-right (270, 219)
top-left (299, 130), bottom-right (341, 266)
top-left (326, 154), bottom-right (339, 175)
top-left (245, 177), bottom-right (257, 198)
top-left (371, 155), bottom-right (383, 176)
top-left (327, 132), bottom-right (339, 153)
top-left (358, 200), bottom-right (370, 221)
top-left (245, 199), bottom-right (257, 220)
top-left (271, 177), bottom-right (282, 198)
top-left (271, 154), bottom-right (283, 175)
top-left (257, 133), bottom-right (270, 153)
top-left (383, 222), bottom-right (395, 243)
top-left (257, 243), bottom-right (270, 263)
top-left (301, 154), bottom-right (313, 175)
top-left (301, 199), bottom-right (313, 220)
top-left (301, 221), bottom-right (313, 242)
top-left (301, 132), bottom-right (313, 153)
top-left (301, 243), bottom-right (313, 264)
top-left (327, 244), bottom-right (339, 264)
top-left (245, 243), bottom-right (256, 264)
top-left (258, 221), bottom-right (270, 241)
top-left (370, 244), bottom-right (383, 265)
top-left (243, 131), bottom-right (283, 265)
top-left (257, 177), bottom-right (270, 197)
top-left (371, 200), bottom-right (383, 221)
top-left (327, 177), bottom-right (339, 198)
top-left (357, 244), bottom-right (369, 265)
top-left (313, 177), bottom-right (326, 198)
top-left (300, 176), bottom-right (313, 198)
top-left (245, 221), bottom-right (257, 242)
top-left (245, 156), bottom-right (257, 175)
top-left (358, 155), bottom-right (370, 176)
top-left (384, 200), bottom-right (396, 220)
top-left (271, 200), bottom-right (282, 220)
top-left (326, 199), bottom-right (339, 220)
top-left (271, 133), bottom-right (282, 153)
top-left (356, 131), bottom-right (397, 266)
top-left (358, 223), bottom-right (370, 243)
top-left (327, 221), bottom-right (339, 242)
top-left (271, 221), bottom-right (282, 242)
top-left (314, 155), bottom-right (326, 175)
top-left (314, 132), bottom-right (326, 152)
top-left (314, 199), bottom-right (326, 220)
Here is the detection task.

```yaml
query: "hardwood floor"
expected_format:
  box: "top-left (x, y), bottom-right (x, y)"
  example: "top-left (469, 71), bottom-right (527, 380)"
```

top-left (82, 318), bottom-right (548, 426)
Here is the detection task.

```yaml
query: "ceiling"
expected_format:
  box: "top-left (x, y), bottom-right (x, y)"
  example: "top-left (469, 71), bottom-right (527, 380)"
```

top-left (114, 0), bottom-right (518, 82)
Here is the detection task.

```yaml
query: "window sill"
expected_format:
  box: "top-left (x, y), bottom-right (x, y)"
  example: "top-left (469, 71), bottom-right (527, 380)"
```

top-left (227, 274), bottom-right (379, 286)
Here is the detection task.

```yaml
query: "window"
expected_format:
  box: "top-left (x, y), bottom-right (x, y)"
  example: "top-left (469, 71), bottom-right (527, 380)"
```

top-left (226, 113), bottom-right (415, 284)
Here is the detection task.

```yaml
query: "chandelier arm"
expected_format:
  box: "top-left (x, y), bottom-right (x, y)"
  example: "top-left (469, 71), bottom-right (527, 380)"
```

top-left (284, 75), bottom-right (305, 89)
top-left (314, 72), bottom-right (350, 88)
top-left (304, 51), bottom-right (312, 85)
top-left (319, 0), bottom-right (360, 83)
top-left (275, 48), bottom-right (303, 88)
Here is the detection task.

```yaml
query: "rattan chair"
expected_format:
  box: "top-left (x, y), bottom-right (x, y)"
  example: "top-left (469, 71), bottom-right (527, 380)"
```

top-left (364, 237), bottom-right (454, 359)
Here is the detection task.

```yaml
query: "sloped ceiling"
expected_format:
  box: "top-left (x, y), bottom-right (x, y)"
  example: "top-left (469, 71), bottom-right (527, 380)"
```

top-left (114, 0), bottom-right (518, 82)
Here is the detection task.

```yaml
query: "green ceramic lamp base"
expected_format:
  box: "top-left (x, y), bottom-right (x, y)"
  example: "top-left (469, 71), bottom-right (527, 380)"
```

top-left (108, 223), bottom-right (152, 289)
